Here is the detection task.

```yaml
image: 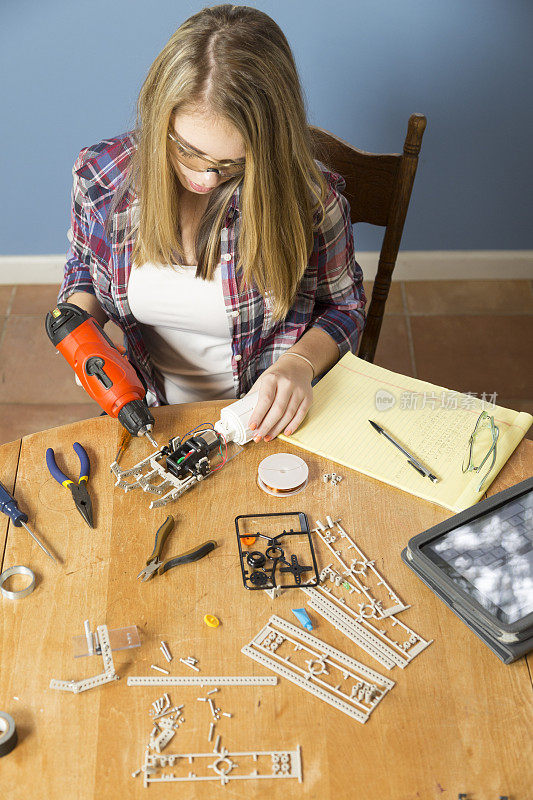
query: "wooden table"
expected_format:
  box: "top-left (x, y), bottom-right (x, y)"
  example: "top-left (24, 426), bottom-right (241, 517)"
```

top-left (1, 401), bottom-right (532, 799)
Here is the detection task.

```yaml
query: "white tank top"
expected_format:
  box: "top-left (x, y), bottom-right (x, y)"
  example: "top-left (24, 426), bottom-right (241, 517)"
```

top-left (127, 262), bottom-right (235, 404)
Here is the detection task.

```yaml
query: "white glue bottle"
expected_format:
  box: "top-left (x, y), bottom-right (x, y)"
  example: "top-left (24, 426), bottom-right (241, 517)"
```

top-left (214, 392), bottom-right (259, 445)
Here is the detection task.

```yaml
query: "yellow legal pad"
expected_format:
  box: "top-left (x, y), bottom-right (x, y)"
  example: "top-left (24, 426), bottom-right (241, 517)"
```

top-left (280, 353), bottom-right (532, 512)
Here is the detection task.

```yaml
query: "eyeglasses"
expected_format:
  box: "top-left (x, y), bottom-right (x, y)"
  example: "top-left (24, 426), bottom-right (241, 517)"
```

top-left (462, 410), bottom-right (499, 492)
top-left (167, 131), bottom-right (245, 178)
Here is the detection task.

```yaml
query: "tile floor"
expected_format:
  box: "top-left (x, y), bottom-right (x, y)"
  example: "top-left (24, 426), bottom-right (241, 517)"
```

top-left (0, 280), bottom-right (532, 446)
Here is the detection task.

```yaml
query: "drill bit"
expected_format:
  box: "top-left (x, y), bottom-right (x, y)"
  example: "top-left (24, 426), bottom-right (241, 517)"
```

top-left (145, 431), bottom-right (159, 449)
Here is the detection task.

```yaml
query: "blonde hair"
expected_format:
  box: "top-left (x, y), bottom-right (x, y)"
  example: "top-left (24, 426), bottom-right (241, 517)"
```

top-left (125, 4), bottom-right (330, 320)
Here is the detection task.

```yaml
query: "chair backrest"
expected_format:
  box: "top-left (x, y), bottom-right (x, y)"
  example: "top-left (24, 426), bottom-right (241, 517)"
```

top-left (309, 114), bottom-right (426, 362)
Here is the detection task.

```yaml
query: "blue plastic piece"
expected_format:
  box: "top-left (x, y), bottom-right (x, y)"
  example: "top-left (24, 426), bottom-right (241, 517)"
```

top-left (292, 608), bottom-right (313, 631)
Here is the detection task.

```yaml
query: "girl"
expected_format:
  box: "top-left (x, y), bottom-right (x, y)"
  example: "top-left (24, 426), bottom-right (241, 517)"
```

top-left (59, 4), bottom-right (366, 442)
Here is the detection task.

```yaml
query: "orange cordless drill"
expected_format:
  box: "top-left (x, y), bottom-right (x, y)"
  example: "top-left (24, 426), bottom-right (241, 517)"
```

top-left (45, 302), bottom-right (158, 445)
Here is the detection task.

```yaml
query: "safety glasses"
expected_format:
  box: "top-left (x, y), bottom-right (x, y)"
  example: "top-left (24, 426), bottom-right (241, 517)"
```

top-left (462, 410), bottom-right (499, 492)
top-left (167, 131), bottom-right (245, 178)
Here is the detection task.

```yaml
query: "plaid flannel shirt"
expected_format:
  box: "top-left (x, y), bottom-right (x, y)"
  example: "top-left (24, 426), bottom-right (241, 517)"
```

top-left (59, 132), bottom-right (366, 406)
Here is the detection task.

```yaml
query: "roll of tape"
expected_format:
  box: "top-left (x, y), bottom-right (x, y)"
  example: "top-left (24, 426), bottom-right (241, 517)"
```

top-left (0, 565), bottom-right (36, 600)
top-left (0, 712), bottom-right (17, 757)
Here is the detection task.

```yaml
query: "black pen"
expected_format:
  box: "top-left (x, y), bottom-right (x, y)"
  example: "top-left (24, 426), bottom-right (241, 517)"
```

top-left (368, 420), bottom-right (439, 483)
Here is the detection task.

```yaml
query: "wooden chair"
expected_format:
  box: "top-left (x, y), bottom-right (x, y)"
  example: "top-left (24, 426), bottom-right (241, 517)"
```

top-left (310, 113), bottom-right (427, 362)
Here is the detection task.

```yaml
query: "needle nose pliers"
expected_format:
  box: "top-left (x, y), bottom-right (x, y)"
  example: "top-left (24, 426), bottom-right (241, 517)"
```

top-left (137, 515), bottom-right (217, 581)
top-left (45, 442), bottom-right (94, 528)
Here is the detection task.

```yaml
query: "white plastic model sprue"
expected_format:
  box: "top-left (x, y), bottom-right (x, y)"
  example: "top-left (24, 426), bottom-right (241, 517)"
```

top-left (311, 516), bottom-right (408, 616)
top-left (137, 741), bottom-right (302, 787)
top-left (242, 615), bottom-right (394, 723)
top-left (304, 516), bottom-right (432, 669)
top-left (132, 682), bottom-right (302, 788)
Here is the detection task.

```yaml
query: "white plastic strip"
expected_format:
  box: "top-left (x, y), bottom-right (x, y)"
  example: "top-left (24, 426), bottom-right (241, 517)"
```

top-left (127, 676), bottom-right (278, 687)
top-left (307, 519), bottom-right (432, 667)
top-left (50, 672), bottom-right (119, 694)
top-left (49, 679), bottom-right (78, 693)
top-left (97, 624), bottom-right (115, 677)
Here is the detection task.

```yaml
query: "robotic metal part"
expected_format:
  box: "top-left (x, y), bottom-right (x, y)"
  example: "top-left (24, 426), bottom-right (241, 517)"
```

top-left (110, 428), bottom-right (232, 509)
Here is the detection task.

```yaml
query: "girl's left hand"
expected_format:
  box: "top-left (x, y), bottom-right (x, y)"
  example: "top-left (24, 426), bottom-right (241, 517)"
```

top-left (247, 356), bottom-right (313, 441)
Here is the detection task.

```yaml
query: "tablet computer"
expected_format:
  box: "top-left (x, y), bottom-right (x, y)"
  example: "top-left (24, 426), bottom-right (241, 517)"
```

top-left (401, 476), bottom-right (533, 663)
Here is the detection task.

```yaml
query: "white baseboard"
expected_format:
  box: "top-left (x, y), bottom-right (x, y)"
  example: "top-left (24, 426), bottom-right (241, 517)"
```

top-left (358, 251), bottom-right (533, 281)
top-left (0, 251), bottom-right (532, 284)
top-left (0, 255), bottom-right (67, 284)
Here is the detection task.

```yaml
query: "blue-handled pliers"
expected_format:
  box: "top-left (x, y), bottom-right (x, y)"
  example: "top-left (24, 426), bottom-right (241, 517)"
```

top-left (46, 442), bottom-right (94, 528)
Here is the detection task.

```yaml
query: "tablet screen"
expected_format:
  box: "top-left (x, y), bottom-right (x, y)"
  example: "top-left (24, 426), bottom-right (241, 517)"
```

top-left (422, 488), bottom-right (533, 624)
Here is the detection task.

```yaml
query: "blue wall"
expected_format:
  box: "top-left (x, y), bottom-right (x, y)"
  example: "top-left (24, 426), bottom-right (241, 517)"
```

top-left (1, 0), bottom-right (532, 255)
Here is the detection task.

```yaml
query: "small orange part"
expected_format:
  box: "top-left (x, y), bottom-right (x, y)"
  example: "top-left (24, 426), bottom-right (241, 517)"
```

top-left (241, 536), bottom-right (256, 546)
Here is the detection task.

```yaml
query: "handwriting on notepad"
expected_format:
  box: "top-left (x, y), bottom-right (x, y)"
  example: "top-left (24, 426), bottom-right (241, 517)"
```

top-left (385, 413), bottom-right (464, 486)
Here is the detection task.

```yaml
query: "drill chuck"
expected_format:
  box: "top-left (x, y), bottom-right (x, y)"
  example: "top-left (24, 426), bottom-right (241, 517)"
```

top-left (117, 399), bottom-right (155, 438)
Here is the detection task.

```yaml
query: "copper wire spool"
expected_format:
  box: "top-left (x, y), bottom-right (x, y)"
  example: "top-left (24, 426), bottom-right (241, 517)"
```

top-left (259, 479), bottom-right (309, 495)
top-left (257, 453), bottom-right (309, 497)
